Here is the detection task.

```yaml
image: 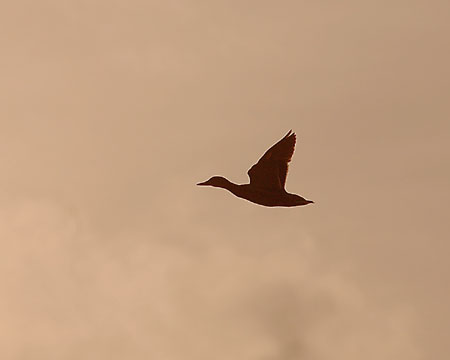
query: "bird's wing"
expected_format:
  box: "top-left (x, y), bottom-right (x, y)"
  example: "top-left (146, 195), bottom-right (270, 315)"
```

top-left (247, 130), bottom-right (297, 190)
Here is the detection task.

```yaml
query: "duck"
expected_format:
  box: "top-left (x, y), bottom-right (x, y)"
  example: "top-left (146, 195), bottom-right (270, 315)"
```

top-left (197, 130), bottom-right (314, 207)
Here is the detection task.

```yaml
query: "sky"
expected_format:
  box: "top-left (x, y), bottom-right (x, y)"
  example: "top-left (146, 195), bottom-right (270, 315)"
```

top-left (1, 1), bottom-right (449, 359)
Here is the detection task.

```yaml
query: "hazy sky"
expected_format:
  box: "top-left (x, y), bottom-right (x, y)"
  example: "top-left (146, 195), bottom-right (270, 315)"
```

top-left (1, 1), bottom-right (449, 359)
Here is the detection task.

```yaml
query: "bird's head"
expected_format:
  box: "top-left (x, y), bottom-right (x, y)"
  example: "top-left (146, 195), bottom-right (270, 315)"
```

top-left (197, 176), bottom-right (230, 188)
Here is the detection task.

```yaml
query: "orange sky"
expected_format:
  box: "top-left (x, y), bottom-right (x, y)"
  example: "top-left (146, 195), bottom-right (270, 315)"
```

top-left (1, 1), bottom-right (449, 359)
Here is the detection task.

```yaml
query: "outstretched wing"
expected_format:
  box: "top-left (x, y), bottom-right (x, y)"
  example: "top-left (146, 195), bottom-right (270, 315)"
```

top-left (247, 130), bottom-right (297, 190)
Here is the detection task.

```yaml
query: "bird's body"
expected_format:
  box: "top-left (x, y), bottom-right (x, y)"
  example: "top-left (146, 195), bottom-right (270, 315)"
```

top-left (197, 130), bottom-right (313, 207)
top-left (232, 184), bottom-right (312, 207)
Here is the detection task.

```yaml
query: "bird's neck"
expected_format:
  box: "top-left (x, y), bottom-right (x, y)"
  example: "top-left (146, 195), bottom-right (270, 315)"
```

top-left (218, 179), bottom-right (240, 194)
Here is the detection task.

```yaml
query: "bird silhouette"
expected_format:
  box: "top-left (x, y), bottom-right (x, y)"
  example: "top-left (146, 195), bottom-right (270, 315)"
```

top-left (197, 130), bottom-right (314, 207)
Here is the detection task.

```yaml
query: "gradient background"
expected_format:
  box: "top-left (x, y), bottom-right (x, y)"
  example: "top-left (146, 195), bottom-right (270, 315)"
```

top-left (1, 1), bottom-right (449, 359)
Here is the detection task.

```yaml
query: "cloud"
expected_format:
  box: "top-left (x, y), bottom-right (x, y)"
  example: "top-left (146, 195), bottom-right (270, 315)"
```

top-left (0, 199), bottom-right (420, 360)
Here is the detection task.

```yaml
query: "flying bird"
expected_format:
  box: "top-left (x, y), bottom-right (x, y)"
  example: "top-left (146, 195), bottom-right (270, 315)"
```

top-left (197, 130), bottom-right (314, 207)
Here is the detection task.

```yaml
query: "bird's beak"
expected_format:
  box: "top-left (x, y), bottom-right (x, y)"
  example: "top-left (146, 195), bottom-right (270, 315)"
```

top-left (308, 200), bottom-right (315, 204)
top-left (197, 181), bottom-right (209, 186)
